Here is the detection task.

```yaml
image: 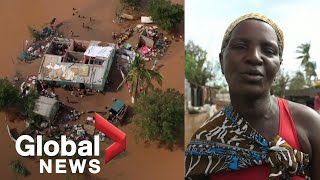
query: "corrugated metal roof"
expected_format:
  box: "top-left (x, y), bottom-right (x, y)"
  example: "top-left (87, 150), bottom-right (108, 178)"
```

top-left (33, 96), bottom-right (59, 119)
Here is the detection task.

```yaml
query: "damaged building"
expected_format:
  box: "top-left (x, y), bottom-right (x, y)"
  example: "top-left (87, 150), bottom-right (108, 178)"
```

top-left (37, 37), bottom-right (116, 91)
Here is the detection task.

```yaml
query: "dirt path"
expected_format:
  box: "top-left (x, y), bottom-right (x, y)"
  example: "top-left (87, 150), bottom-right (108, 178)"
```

top-left (0, 0), bottom-right (184, 179)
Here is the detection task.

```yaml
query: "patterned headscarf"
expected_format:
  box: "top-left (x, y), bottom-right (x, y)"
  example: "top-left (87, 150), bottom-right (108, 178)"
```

top-left (221, 13), bottom-right (284, 56)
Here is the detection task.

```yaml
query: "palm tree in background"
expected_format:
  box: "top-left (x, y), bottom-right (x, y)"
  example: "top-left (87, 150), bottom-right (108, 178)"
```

top-left (118, 55), bottom-right (163, 103)
top-left (296, 43), bottom-right (311, 66)
top-left (296, 42), bottom-right (317, 86)
top-left (305, 61), bottom-right (317, 80)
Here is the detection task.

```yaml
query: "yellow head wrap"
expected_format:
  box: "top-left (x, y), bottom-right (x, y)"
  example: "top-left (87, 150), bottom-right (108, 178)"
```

top-left (221, 13), bottom-right (284, 56)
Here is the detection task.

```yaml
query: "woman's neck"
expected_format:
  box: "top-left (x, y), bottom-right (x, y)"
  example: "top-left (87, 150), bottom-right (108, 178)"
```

top-left (229, 93), bottom-right (276, 123)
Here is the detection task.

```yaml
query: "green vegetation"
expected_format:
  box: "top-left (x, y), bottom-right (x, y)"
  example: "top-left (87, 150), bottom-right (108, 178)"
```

top-left (118, 55), bottom-right (163, 103)
top-left (185, 41), bottom-right (214, 85)
top-left (27, 26), bottom-right (41, 41)
top-left (115, 3), bottom-right (125, 18)
top-left (132, 88), bottom-right (184, 145)
top-left (289, 71), bottom-right (306, 90)
top-left (0, 78), bottom-right (19, 111)
top-left (10, 160), bottom-right (29, 176)
top-left (296, 42), bottom-right (317, 87)
top-left (0, 77), bottom-right (42, 124)
top-left (21, 89), bottom-right (39, 119)
top-left (148, 0), bottom-right (184, 31)
top-left (121, 0), bottom-right (139, 7)
top-left (271, 69), bottom-right (290, 97)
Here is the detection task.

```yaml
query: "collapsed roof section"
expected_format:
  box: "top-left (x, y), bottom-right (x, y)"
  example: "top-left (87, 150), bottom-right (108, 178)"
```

top-left (33, 96), bottom-right (59, 121)
top-left (38, 38), bottom-right (116, 91)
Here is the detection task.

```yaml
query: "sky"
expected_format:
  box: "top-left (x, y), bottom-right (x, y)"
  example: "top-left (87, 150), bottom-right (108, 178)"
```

top-left (185, 0), bottom-right (320, 84)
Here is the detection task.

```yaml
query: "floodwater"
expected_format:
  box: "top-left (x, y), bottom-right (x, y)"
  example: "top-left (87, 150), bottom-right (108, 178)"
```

top-left (0, 0), bottom-right (185, 179)
top-left (184, 112), bottom-right (209, 148)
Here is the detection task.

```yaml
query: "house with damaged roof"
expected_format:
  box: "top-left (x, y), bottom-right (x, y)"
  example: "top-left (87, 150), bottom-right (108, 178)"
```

top-left (37, 37), bottom-right (116, 91)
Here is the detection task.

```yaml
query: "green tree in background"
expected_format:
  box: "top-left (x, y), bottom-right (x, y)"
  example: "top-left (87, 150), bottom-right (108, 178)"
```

top-left (148, 0), bottom-right (184, 31)
top-left (296, 42), bottom-right (317, 86)
top-left (132, 88), bottom-right (184, 145)
top-left (271, 69), bottom-right (290, 97)
top-left (296, 43), bottom-right (311, 66)
top-left (289, 71), bottom-right (306, 90)
top-left (305, 61), bottom-right (317, 81)
top-left (185, 41), bottom-right (214, 85)
top-left (0, 78), bottom-right (19, 111)
top-left (211, 60), bottom-right (227, 89)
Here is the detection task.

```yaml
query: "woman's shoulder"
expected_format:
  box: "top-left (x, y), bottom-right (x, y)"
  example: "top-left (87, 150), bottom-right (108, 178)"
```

top-left (190, 110), bottom-right (226, 140)
top-left (285, 99), bottom-right (320, 130)
top-left (286, 99), bottom-right (320, 154)
top-left (285, 99), bottom-right (320, 179)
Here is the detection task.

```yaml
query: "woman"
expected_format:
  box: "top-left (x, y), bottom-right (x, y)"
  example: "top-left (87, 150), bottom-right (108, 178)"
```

top-left (185, 13), bottom-right (320, 180)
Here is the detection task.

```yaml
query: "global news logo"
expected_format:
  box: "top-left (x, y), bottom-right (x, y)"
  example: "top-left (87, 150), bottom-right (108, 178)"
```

top-left (15, 113), bottom-right (126, 174)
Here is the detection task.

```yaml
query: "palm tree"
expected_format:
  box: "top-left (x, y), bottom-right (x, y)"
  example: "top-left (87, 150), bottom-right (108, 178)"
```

top-left (118, 56), bottom-right (163, 103)
top-left (296, 42), bottom-right (317, 86)
top-left (296, 43), bottom-right (311, 66)
top-left (305, 61), bottom-right (317, 84)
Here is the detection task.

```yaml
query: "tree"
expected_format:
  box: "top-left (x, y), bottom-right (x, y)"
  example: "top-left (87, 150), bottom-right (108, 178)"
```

top-left (305, 61), bottom-right (317, 81)
top-left (27, 26), bottom-right (41, 41)
top-left (20, 89), bottom-right (39, 119)
top-left (0, 78), bottom-right (19, 111)
top-left (296, 42), bottom-right (317, 86)
top-left (296, 43), bottom-right (311, 66)
top-left (118, 55), bottom-right (163, 103)
top-left (271, 69), bottom-right (290, 97)
top-left (148, 0), bottom-right (184, 31)
top-left (211, 60), bottom-right (227, 88)
top-left (185, 41), bottom-right (214, 85)
top-left (10, 160), bottom-right (29, 176)
top-left (121, 0), bottom-right (139, 7)
top-left (132, 88), bottom-right (184, 145)
top-left (289, 71), bottom-right (306, 90)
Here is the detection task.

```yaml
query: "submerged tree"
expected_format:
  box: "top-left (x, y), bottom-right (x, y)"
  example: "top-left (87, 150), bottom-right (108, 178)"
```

top-left (0, 78), bottom-right (19, 111)
top-left (148, 0), bottom-right (184, 31)
top-left (20, 89), bottom-right (40, 119)
top-left (27, 26), bottom-right (41, 41)
top-left (10, 160), bottom-right (29, 177)
top-left (121, 0), bottom-right (140, 7)
top-left (132, 88), bottom-right (184, 145)
top-left (118, 55), bottom-right (163, 103)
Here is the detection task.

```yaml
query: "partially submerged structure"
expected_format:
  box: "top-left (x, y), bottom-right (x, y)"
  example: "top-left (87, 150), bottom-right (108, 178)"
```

top-left (108, 99), bottom-right (128, 123)
top-left (38, 38), bottom-right (116, 91)
top-left (33, 96), bottom-right (60, 122)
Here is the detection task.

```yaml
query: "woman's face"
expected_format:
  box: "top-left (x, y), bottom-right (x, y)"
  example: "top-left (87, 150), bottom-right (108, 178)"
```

top-left (220, 19), bottom-right (281, 97)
